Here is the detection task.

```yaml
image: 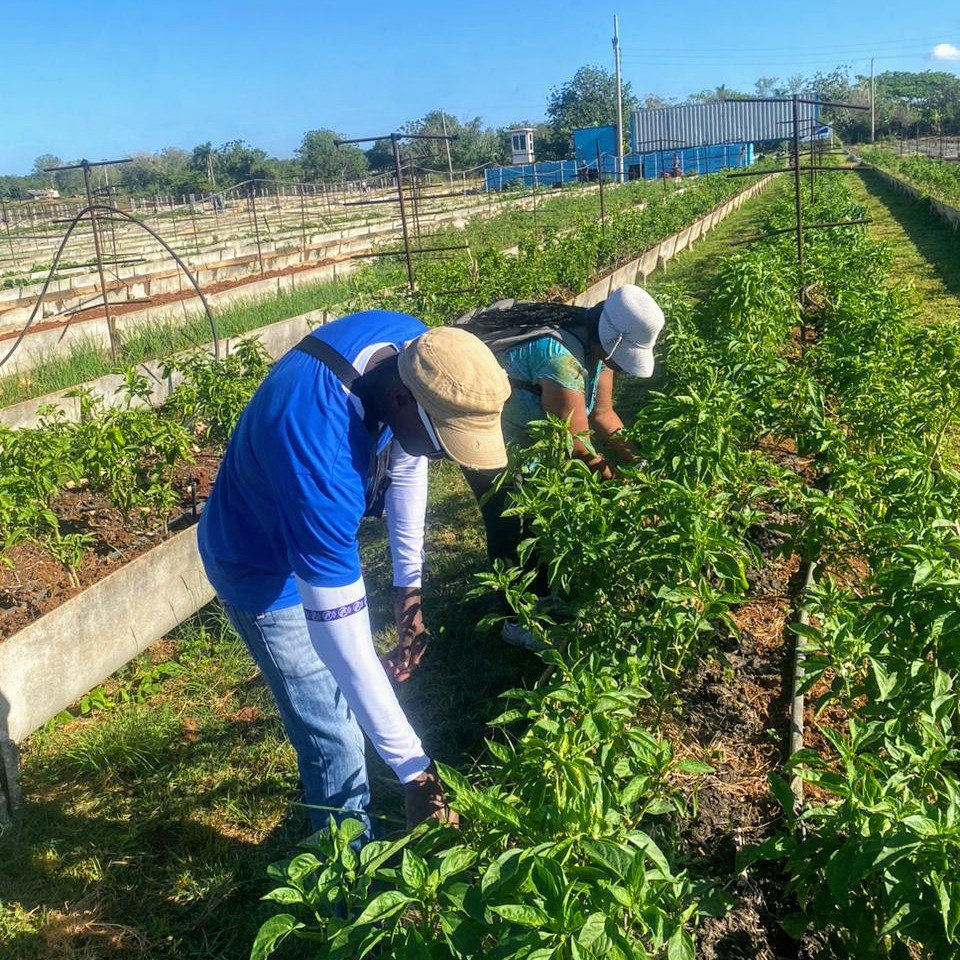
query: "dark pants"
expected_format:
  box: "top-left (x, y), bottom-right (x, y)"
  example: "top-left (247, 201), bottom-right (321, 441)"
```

top-left (461, 468), bottom-right (550, 597)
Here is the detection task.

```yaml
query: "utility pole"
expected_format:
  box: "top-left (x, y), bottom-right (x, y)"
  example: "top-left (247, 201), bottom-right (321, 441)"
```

top-left (870, 57), bottom-right (875, 143)
top-left (613, 15), bottom-right (624, 183)
top-left (440, 111), bottom-right (455, 187)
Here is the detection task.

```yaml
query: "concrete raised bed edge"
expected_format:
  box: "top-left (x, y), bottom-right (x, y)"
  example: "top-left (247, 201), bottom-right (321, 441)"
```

top-left (864, 163), bottom-right (960, 231)
top-left (0, 526), bottom-right (214, 815)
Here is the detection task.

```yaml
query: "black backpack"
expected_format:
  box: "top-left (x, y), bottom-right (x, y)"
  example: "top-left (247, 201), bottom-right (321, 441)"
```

top-left (453, 299), bottom-right (597, 395)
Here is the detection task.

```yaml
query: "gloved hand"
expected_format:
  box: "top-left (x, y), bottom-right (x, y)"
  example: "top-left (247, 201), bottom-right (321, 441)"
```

top-left (404, 764), bottom-right (459, 830)
top-left (382, 587), bottom-right (429, 683)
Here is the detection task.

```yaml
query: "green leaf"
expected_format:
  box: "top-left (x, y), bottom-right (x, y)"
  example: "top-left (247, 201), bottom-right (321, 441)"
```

top-left (438, 845), bottom-right (479, 881)
top-left (868, 659), bottom-right (897, 701)
top-left (404, 926), bottom-right (431, 960)
top-left (583, 839), bottom-right (637, 881)
top-left (469, 789), bottom-right (524, 830)
top-left (577, 912), bottom-right (612, 952)
top-left (261, 886), bottom-right (305, 905)
top-left (768, 772), bottom-right (798, 815)
top-left (667, 926), bottom-right (695, 960)
top-left (627, 831), bottom-right (673, 878)
top-left (489, 903), bottom-right (550, 928)
top-left (674, 759), bottom-right (714, 775)
top-left (286, 852), bottom-right (322, 885)
top-left (251, 914), bottom-right (304, 960)
top-left (401, 849), bottom-right (429, 892)
top-left (336, 816), bottom-right (367, 846)
top-left (354, 890), bottom-right (412, 925)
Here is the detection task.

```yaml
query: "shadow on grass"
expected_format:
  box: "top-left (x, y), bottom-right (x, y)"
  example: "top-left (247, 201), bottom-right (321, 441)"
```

top-left (0, 772), bottom-right (319, 960)
top-left (857, 167), bottom-right (960, 299)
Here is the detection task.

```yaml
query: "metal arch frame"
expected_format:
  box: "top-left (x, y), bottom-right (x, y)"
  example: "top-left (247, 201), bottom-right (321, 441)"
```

top-left (0, 203), bottom-right (220, 372)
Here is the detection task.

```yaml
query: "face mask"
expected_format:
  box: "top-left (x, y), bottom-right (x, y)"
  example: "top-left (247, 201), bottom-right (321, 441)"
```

top-left (416, 403), bottom-right (445, 459)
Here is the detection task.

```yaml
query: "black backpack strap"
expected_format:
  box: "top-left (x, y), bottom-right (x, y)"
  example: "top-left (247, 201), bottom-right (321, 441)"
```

top-left (293, 334), bottom-right (392, 518)
top-left (294, 334), bottom-right (361, 391)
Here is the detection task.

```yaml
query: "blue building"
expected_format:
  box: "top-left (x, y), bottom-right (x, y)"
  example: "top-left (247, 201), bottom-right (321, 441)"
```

top-left (483, 107), bottom-right (762, 191)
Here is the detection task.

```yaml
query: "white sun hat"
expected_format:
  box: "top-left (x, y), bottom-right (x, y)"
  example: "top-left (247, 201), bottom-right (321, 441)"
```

top-left (597, 284), bottom-right (665, 378)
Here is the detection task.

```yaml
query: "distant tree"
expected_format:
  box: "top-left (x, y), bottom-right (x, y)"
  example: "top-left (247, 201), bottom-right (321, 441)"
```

top-left (546, 66), bottom-right (638, 156)
top-left (401, 110), bottom-right (504, 173)
top-left (807, 67), bottom-right (851, 104)
top-left (297, 129), bottom-right (368, 182)
top-left (365, 138), bottom-right (395, 172)
top-left (641, 94), bottom-right (675, 109)
top-left (216, 140), bottom-right (273, 185)
top-left (754, 77), bottom-right (779, 98)
top-left (687, 84), bottom-right (751, 104)
top-left (31, 153), bottom-right (84, 195)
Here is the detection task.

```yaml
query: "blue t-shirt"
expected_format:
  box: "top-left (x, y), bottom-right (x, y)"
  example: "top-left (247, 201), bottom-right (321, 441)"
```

top-left (198, 310), bottom-right (427, 612)
top-left (499, 335), bottom-right (604, 446)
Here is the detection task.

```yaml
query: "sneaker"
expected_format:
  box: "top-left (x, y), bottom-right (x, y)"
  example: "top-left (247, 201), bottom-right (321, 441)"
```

top-left (500, 620), bottom-right (549, 652)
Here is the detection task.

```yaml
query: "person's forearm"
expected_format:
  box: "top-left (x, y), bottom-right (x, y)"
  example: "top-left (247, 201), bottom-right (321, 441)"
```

top-left (590, 412), bottom-right (637, 464)
top-left (385, 445), bottom-right (428, 588)
top-left (569, 435), bottom-right (615, 479)
top-left (296, 576), bottom-right (431, 782)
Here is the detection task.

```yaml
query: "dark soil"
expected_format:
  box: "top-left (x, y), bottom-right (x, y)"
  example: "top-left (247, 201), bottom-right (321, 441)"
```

top-left (0, 452), bottom-right (219, 640)
top-left (664, 512), bottom-right (808, 959)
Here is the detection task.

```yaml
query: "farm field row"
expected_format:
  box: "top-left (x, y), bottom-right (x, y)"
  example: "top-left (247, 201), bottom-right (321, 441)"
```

top-left (0, 174), bottom-right (783, 958)
top-left (250, 175), bottom-right (960, 958)
top-left (8, 166), bottom-right (958, 958)
top-left (0, 171), bottom-right (684, 401)
top-left (859, 147), bottom-right (960, 209)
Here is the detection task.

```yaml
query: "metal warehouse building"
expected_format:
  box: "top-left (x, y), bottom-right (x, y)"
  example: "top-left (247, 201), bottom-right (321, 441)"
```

top-left (630, 100), bottom-right (820, 152)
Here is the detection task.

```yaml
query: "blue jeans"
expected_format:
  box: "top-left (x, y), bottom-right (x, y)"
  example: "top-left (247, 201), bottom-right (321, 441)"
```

top-left (220, 600), bottom-right (371, 834)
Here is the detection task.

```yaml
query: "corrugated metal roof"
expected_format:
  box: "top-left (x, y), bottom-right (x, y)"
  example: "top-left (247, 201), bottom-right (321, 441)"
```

top-left (631, 101), bottom-right (819, 151)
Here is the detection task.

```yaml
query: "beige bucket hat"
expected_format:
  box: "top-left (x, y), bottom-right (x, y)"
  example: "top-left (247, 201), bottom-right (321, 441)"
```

top-left (398, 327), bottom-right (511, 471)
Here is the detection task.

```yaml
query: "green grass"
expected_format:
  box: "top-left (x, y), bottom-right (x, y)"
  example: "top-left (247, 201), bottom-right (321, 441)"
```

top-left (845, 167), bottom-right (960, 327)
top-left (0, 275), bottom-right (379, 408)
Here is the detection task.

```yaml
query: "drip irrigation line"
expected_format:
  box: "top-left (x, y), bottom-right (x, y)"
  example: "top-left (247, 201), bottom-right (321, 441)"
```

top-left (0, 204), bottom-right (219, 372)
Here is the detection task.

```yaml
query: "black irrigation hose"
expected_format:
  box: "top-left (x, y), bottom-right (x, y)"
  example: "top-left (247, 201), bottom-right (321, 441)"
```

top-left (0, 204), bottom-right (220, 372)
top-left (789, 559), bottom-right (818, 814)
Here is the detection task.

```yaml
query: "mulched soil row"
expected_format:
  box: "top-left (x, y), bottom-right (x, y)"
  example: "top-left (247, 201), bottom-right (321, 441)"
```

top-left (0, 452), bottom-right (219, 641)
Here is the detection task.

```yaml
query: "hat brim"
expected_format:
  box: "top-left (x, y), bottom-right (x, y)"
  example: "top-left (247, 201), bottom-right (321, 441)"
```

top-left (609, 341), bottom-right (656, 378)
top-left (433, 413), bottom-right (508, 471)
top-left (598, 310), bottom-right (658, 378)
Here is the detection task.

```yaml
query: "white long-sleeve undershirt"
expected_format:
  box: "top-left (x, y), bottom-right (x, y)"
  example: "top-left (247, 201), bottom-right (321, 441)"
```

top-left (295, 575), bottom-right (431, 783)
top-left (384, 443), bottom-right (428, 588)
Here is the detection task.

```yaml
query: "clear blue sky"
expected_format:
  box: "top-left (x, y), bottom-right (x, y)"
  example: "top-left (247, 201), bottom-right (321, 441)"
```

top-left (4, 0), bottom-right (957, 174)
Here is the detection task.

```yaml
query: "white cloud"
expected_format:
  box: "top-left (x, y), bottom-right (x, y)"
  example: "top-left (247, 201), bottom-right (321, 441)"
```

top-left (932, 43), bottom-right (960, 60)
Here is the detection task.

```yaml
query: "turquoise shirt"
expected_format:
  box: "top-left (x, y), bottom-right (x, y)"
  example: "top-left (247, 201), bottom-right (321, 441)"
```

top-left (498, 335), bottom-right (604, 447)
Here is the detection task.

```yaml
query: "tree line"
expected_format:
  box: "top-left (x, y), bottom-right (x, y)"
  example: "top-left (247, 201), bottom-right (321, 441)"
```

top-left (3, 64), bottom-right (959, 200)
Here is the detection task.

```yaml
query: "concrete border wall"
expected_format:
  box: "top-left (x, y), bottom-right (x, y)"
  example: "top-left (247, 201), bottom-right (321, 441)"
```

top-left (866, 164), bottom-right (960, 231)
top-left (0, 527), bottom-right (214, 760)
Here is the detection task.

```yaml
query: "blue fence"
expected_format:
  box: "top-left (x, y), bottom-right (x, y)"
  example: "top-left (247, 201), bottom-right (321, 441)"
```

top-left (624, 142), bottom-right (753, 179)
top-left (484, 142), bottom-right (752, 191)
top-left (484, 161), bottom-right (579, 191)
